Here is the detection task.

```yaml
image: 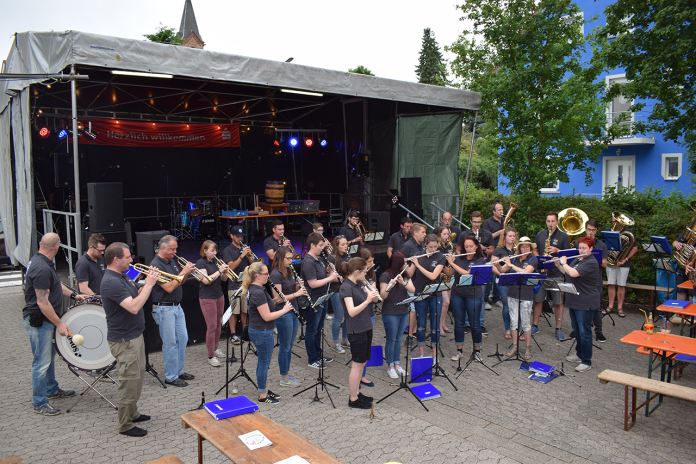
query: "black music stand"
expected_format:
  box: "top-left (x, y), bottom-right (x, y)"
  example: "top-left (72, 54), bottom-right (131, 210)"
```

top-left (643, 236), bottom-right (676, 314)
top-left (377, 331), bottom-right (429, 411)
top-left (215, 326), bottom-right (257, 397)
top-left (453, 266), bottom-right (499, 378)
top-left (535, 256), bottom-right (556, 327)
top-left (144, 305), bottom-right (167, 389)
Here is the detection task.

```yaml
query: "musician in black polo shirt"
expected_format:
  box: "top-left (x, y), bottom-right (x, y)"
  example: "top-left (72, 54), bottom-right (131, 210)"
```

top-left (386, 217), bottom-right (412, 259)
top-left (400, 223), bottom-right (427, 339)
top-left (439, 212), bottom-right (462, 245)
top-left (264, 220), bottom-right (291, 262)
top-left (223, 225), bottom-right (253, 345)
top-left (196, 240), bottom-right (229, 367)
top-left (483, 203), bottom-right (505, 307)
top-left (576, 219), bottom-right (608, 343)
top-left (301, 233), bottom-right (339, 369)
top-left (150, 235), bottom-right (195, 387)
top-left (75, 233), bottom-right (107, 296)
top-left (338, 211), bottom-right (364, 249)
top-left (101, 242), bottom-right (159, 437)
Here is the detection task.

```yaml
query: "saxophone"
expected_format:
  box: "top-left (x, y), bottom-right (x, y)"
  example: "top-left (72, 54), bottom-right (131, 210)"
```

top-left (540, 227), bottom-right (553, 274)
top-left (441, 238), bottom-right (455, 284)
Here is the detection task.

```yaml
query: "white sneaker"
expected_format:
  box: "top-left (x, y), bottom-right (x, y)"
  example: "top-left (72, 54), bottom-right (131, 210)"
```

top-left (332, 343), bottom-right (346, 354)
top-left (484, 302), bottom-right (492, 310)
top-left (575, 363), bottom-right (592, 372)
top-left (326, 313), bottom-right (334, 320)
top-left (387, 367), bottom-right (399, 379)
top-left (566, 354), bottom-right (582, 363)
top-left (395, 365), bottom-right (407, 376)
top-left (451, 351), bottom-right (463, 361)
top-left (214, 349), bottom-right (225, 358)
top-left (208, 356), bottom-right (221, 367)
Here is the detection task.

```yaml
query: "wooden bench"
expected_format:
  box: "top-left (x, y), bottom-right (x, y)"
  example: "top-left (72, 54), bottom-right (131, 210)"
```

top-left (602, 281), bottom-right (670, 308)
top-left (597, 369), bottom-right (696, 430)
top-left (146, 457), bottom-right (185, 464)
top-left (0, 457), bottom-right (25, 464)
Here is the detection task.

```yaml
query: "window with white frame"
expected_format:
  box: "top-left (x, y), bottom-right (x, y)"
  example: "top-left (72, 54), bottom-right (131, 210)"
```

top-left (540, 179), bottom-right (560, 193)
top-left (561, 12), bottom-right (585, 36)
top-left (606, 74), bottom-right (633, 133)
top-left (662, 153), bottom-right (682, 180)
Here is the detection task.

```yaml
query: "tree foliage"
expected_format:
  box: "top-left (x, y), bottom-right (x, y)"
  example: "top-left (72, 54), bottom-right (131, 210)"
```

top-left (348, 65), bottom-right (375, 76)
top-left (447, 0), bottom-right (616, 200)
top-left (596, 0), bottom-right (696, 173)
top-left (415, 28), bottom-right (449, 86)
top-left (144, 25), bottom-right (183, 45)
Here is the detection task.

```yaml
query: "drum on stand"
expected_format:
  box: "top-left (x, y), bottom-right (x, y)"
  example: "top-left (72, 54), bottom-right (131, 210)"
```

top-left (191, 214), bottom-right (218, 240)
top-left (188, 199), bottom-right (202, 217)
top-left (179, 211), bottom-right (190, 227)
top-left (55, 297), bottom-right (115, 371)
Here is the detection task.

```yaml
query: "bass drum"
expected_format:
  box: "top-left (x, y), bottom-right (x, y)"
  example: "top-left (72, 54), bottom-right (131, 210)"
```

top-left (55, 297), bottom-right (115, 371)
top-left (191, 214), bottom-right (218, 240)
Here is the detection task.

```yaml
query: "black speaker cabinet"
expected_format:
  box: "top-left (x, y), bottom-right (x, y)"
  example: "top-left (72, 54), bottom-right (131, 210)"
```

top-left (367, 211), bottom-right (390, 243)
top-left (88, 182), bottom-right (124, 232)
top-left (82, 230), bottom-right (127, 254)
top-left (400, 177), bottom-right (422, 210)
top-left (136, 230), bottom-right (169, 264)
top-left (53, 153), bottom-right (73, 188)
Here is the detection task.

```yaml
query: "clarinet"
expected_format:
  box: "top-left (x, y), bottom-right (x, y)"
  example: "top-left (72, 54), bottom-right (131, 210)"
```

top-left (267, 280), bottom-right (305, 324)
top-left (321, 249), bottom-right (344, 283)
top-left (288, 264), bottom-right (315, 313)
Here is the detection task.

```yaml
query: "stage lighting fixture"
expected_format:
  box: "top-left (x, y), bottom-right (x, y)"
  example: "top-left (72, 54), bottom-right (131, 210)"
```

top-left (289, 137), bottom-right (299, 147)
top-left (38, 127), bottom-right (50, 138)
top-left (304, 137), bottom-right (313, 147)
top-left (83, 129), bottom-right (98, 141)
top-left (57, 129), bottom-right (68, 140)
top-left (280, 89), bottom-right (323, 97)
top-left (320, 139), bottom-right (328, 147)
top-left (274, 140), bottom-right (280, 147)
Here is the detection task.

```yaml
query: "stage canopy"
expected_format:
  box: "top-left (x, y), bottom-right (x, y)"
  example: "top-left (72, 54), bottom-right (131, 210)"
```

top-left (0, 31), bottom-right (481, 266)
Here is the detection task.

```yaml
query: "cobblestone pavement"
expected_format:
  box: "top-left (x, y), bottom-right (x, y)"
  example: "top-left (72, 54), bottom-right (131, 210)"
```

top-left (1, 286), bottom-right (694, 463)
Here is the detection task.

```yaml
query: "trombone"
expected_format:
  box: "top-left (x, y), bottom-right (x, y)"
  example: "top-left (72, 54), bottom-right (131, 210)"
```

top-left (282, 235), bottom-right (302, 260)
top-left (241, 241), bottom-right (265, 264)
top-left (174, 254), bottom-right (211, 283)
top-left (214, 256), bottom-right (239, 282)
top-left (130, 264), bottom-right (184, 284)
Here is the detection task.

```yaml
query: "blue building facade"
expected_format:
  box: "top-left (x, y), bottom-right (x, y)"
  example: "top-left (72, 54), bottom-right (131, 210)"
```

top-left (499, 0), bottom-right (691, 197)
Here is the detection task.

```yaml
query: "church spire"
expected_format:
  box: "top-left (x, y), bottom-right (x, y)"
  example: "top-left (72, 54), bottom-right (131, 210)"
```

top-left (178, 0), bottom-right (205, 49)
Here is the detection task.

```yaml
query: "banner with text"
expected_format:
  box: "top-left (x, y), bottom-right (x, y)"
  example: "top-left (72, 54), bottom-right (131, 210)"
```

top-left (76, 119), bottom-right (241, 148)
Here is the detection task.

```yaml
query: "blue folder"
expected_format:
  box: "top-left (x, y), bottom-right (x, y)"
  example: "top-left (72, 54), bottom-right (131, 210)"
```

top-left (410, 383), bottom-right (442, 401)
top-left (365, 345), bottom-right (384, 367)
top-left (204, 395), bottom-right (258, 420)
top-left (410, 356), bottom-right (433, 383)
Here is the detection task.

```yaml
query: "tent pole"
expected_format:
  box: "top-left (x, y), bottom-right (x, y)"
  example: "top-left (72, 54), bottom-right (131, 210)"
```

top-left (342, 100), bottom-right (349, 190)
top-left (291, 146), bottom-right (299, 199)
top-left (70, 64), bottom-right (82, 258)
top-left (458, 111), bottom-right (477, 222)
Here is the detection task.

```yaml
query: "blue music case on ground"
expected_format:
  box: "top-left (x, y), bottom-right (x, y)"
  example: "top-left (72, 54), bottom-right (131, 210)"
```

top-left (204, 395), bottom-right (258, 420)
top-left (410, 383), bottom-right (442, 401)
top-left (528, 361), bottom-right (554, 377)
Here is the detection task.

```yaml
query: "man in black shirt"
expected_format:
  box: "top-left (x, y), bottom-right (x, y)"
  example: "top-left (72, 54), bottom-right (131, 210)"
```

top-left (482, 203), bottom-right (505, 307)
top-left (101, 242), bottom-right (159, 437)
top-left (532, 211), bottom-right (571, 339)
top-left (400, 223), bottom-right (427, 338)
top-left (150, 235), bottom-right (195, 387)
top-left (23, 233), bottom-right (86, 416)
top-left (339, 211), bottom-right (364, 250)
top-left (263, 220), bottom-right (291, 262)
top-left (75, 233), bottom-right (107, 295)
top-left (386, 217), bottom-right (412, 259)
top-left (223, 225), bottom-right (252, 344)
top-left (439, 212), bottom-right (462, 245)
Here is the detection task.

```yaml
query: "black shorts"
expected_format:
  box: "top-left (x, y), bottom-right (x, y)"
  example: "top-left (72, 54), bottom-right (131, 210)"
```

top-left (347, 329), bottom-right (373, 364)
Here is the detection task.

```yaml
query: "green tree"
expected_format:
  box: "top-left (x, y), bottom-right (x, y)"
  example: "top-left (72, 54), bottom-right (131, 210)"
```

top-left (144, 25), bottom-right (183, 45)
top-left (597, 0), bottom-right (696, 173)
top-left (348, 65), bottom-right (375, 76)
top-left (415, 28), bottom-right (449, 86)
top-left (447, 0), bottom-right (616, 200)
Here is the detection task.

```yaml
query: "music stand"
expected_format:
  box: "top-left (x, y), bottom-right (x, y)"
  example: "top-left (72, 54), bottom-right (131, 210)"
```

top-left (377, 331), bottom-right (429, 411)
top-left (399, 286), bottom-right (444, 356)
top-left (347, 244), bottom-right (359, 256)
top-left (643, 236), bottom-right (676, 314)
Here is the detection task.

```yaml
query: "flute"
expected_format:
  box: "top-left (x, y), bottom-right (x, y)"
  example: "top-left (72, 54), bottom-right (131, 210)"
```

top-left (288, 264), bottom-right (316, 311)
top-left (267, 280), bottom-right (305, 324)
top-left (489, 252), bottom-right (533, 265)
top-left (361, 279), bottom-right (383, 302)
top-left (546, 253), bottom-right (591, 264)
top-left (443, 252), bottom-right (477, 258)
top-left (385, 266), bottom-right (410, 292)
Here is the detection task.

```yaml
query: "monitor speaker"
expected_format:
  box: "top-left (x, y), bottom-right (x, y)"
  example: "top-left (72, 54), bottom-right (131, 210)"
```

top-left (135, 230), bottom-right (169, 264)
top-left (400, 177), bottom-right (422, 210)
top-left (367, 211), bottom-right (389, 242)
top-left (88, 182), bottom-right (124, 232)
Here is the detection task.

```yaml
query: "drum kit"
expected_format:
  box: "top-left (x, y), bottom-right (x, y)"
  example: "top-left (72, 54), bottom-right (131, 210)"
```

top-left (173, 198), bottom-right (219, 241)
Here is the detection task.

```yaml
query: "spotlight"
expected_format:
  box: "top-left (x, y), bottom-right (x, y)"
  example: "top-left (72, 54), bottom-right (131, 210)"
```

top-left (38, 127), bottom-right (50, 138)
top-left (289, 137), bottom-right (298, 147)
top-left (83, 129), bottom-right (98, 141)
top-left (274, 140), bottom-right (280, 147)
top-left (304, 137), bottom-right (313, 147)
top-left (57, 129), bottom-right (68, 140)
top-left (320, 139), bottom-right (328, 147)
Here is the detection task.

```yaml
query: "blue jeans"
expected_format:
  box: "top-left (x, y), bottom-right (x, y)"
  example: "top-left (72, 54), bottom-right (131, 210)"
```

top-left (248, 327), bottom-right (275, 392)
top-left (275, 311), bottom-right (298, 376)
top-left (24, 318), bottom-right (59, 408)
top-left (414, 296), bottom-right (442, 347)
top-left (304, 303), bottom-right (326, 365)
top-left (464, 297), bottom-right (485, 328)
top-left (152, 304), bottom-right (188, 382)
top-left (451, 295), bottom-right (483, 347)
top-left (497, 284), bottom-right (510, 330)
top-left (569, 308), bottom-right (593, 365)
top-left (383, 313), bottom-right (408, 366)
top-left (330, 292), bottom-right (347, 343)
top-left (485, 279), bottom-right (500, 304)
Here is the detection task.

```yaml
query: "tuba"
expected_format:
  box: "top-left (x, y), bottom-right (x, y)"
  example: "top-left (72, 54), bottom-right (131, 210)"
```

top-left (674, 201), bottom-right (696, 269)
top-left (496, 202), bottom-right (519, 248)
top-left (558, 207), bottom-right (589, 248)
top-left (607, 211), bottom-right (636, 267)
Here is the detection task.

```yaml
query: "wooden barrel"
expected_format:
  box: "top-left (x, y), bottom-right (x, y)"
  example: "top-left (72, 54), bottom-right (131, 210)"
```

top-left (265, 181), bottom-right (285, 204)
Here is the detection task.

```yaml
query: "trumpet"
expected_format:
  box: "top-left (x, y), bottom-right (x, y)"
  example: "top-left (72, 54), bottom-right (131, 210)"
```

top-left (267, 280), bottom-right (305, 324)
top-left (214, 256), bottom-right (239, 282)
top-left (356, 220), bottom-right (372, 240)
top-left (130, 264), bottom-right (184, 284)
top-left (241, 242), bottom-right (265, 264)
top-left (282, 235), bottom-right (302, 260)
top-left (174, 254), bottom-right (211, 283)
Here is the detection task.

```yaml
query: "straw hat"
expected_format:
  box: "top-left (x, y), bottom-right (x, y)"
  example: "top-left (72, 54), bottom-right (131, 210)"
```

top-left (515, 236), bottom-right (536, 254)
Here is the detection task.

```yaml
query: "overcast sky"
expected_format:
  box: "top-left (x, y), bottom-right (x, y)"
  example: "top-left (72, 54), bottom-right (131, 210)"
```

top-left (1, 0), bottom-right (472, 83)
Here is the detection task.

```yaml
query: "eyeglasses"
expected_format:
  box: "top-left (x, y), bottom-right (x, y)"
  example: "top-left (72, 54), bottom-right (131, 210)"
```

top-left (586, 228), bottom-right (598, 232)
top-left (471, 221), bottom-right (482, 224)
top-left (316, 229), bottom-right (324, 233)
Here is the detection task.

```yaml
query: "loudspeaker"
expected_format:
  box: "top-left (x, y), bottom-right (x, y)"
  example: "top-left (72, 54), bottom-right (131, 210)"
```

top-left (357, 150), bottom-right (370, 177)
top-left (82, 230), bottom-right (127, 254)
top-left (88, 182), bottom-right (124, 232)
top-left (53, 153), bottom-right (73, 188)
top-left (367, 211), bottom-right (389, 243)
top-left (136, 230), bottom-right (169, 264)
top-left (400, 177), bottom-right (422, 210)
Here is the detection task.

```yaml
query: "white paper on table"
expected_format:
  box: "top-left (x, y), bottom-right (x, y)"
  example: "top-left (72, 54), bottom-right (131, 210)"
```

top-left (238, 430), bottom-right (272, 450)
top-left (274, 456), bottom-right (310, 464)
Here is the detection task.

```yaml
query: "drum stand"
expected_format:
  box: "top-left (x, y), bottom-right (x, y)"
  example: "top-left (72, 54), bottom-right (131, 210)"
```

top-left (65, 362), bottom-right (119, 413)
